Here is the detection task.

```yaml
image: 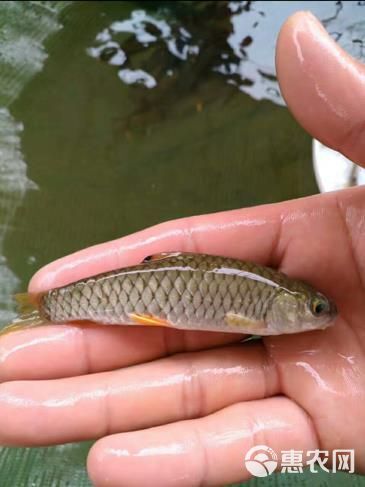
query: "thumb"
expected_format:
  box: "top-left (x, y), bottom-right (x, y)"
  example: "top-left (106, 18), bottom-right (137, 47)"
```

top-left (276, 11), bottom-right (365, 167)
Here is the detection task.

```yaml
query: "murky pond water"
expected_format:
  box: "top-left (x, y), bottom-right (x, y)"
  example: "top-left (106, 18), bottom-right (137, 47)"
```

top-left (0, 1), bottom-right (365, 485)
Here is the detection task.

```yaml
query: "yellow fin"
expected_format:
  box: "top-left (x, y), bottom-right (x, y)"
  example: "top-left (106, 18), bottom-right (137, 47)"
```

top-left (225, 312), bottom-right (266, 332)
top-left (14, 292), bottom-right (40, 314)
top-left (142, 252), bottom-right (182, 263)
top-left (130, 313), bottom-right (172, 327)
top-left (0, 292), bottom-right (47, 337)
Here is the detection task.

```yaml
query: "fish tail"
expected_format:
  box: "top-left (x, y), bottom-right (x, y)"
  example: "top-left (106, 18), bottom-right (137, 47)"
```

top-left (0, 292), bottom-right (48, 336)
top-left (14, 292), bottom-right (40, 314)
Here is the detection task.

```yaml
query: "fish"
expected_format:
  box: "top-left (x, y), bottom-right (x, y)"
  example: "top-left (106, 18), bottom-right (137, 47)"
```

top-left (1, 252), bottom-right (337, 336)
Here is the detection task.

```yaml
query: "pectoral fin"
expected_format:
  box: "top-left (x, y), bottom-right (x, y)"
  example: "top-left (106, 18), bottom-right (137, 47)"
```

top-left (130, 313), bottom-right (172, 328)
top-left (225, 313), bottom-right (266, 333)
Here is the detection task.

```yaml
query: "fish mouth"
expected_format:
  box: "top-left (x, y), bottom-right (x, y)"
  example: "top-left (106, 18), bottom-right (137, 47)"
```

top-left (329, 300), bottom-right (338, 321)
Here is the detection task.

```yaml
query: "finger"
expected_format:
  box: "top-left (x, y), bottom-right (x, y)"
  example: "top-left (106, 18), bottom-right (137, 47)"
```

top-left (0, 343), bottom-right (279, 446)
top-left (276, 11), bottom-right (365, 166)
top-left (0, 324), bottom-right (242, 381)
top-left (28, 206), bottom-right (283, 293)
top-left (29, 186), bottom-right (356, 294)
top-left (87, 398), bottom-right (318, 487)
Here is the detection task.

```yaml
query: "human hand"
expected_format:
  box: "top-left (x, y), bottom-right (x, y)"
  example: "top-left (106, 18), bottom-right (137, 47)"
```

top-left (1, 11), bottom-right (365, 486)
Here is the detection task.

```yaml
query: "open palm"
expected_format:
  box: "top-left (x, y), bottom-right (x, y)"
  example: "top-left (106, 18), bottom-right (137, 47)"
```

top-left (1, 12), bottom-right (365, 487)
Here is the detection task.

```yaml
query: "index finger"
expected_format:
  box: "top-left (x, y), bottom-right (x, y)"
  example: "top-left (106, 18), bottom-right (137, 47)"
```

top-left (29, 204), bottom-right (279, 293)
top-left (29, 186), bottom-right (355, 298)
top-left (29, 192), bottom-right (316, 293)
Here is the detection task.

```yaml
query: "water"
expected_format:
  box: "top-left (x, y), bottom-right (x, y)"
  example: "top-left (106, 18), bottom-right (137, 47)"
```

top-left (0, 1), bottom-right (364, 486)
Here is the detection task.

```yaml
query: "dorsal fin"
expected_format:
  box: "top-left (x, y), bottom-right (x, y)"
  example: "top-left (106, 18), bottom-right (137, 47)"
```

top-left (142, 251), bottom-right (183, 263)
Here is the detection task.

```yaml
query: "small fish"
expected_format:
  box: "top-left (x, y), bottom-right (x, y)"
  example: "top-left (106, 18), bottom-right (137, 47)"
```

top-left (2, 252), bottom-right (337, 336)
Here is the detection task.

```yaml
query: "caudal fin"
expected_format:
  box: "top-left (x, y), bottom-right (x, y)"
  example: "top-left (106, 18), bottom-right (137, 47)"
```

top-left (0, 292), bottom-right (48, 336)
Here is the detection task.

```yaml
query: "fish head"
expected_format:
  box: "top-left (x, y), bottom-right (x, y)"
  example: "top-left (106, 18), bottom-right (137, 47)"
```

top-left (267, 287), bottom-right (337, 334)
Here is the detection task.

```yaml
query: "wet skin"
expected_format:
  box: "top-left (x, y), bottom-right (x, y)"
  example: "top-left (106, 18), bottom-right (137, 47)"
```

top-left (1, 11), bottom-right (365, 487)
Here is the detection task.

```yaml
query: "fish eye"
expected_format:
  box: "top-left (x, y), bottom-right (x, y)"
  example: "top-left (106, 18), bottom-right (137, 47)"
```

top-left (311, 297), bottom-right (328, 316)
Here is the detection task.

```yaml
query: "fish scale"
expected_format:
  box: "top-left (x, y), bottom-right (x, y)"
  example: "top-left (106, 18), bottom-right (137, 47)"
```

top-left (30, 252), bottom-right (337, 335)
